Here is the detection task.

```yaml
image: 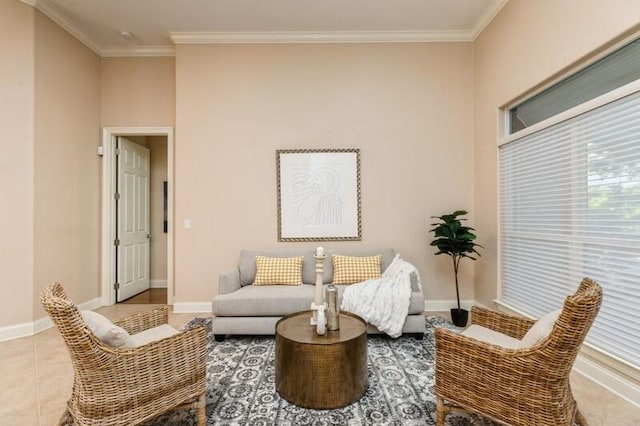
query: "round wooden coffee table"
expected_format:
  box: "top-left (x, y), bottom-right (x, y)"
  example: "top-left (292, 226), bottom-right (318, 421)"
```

top-left (275, 310), bottom-right (368, 409)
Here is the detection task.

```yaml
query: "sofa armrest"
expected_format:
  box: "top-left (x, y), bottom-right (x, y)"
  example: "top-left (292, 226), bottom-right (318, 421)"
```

top-left (219, 268), bottom-right (241, 295)
top-left (410, 271), bottom-right (421, 293)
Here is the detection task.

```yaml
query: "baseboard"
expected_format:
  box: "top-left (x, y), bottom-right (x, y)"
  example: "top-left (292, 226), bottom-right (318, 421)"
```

top-left (33, 315), bottom-right (53, 335)
top-left (150, 279), bottom-right (167, 288)
top-left (574, 352), bottom-right (640, 408)
top-left (0, 321), bottom-right (34, 342)
top-left (79, 297), bottom-right (102, 311)
top-left (172, 302), bottom-right (212, 314)
top-left (0, 297), bottom-right (102, 342)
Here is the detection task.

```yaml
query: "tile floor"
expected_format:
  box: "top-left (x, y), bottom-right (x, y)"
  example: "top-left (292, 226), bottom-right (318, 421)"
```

top-left (1, 305), bottom-right (639, 425)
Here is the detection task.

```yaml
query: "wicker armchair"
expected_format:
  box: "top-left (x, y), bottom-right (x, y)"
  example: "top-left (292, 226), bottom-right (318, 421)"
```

top-left (41, 282), bottom-right (208, 426)
top-left (435, 278), bottom-right (602, 426)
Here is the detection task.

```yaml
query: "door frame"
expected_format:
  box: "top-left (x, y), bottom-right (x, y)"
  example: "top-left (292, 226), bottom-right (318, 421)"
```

top-left (100, 127), bottom-right (174, 306)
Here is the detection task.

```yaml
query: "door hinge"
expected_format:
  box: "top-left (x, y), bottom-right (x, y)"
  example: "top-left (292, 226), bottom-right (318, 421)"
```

top-left (114, 148), bottom-right (120, 155)
top-left (114, 282), bottom-right (120, 290)
top-left (114, 239), bottom-right (120, 246)
top-left (114, 192), bottom-right (120, 200)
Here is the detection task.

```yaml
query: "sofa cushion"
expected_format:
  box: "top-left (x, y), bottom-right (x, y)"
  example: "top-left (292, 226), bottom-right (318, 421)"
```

top-left (326, 248), bottom-right (395, 284)
top-left (238, 248), bottom-right (396, 286)
top-left (212, 284), bottom-right (316, 316)
top-left (239, 249), bottom-right (318, 287)
top-left (332, 254), bottom-right (382, 284)
top-left (254, 256), bottom-right (303, 286)
top-left (213, 282), bottom-right (423, 318)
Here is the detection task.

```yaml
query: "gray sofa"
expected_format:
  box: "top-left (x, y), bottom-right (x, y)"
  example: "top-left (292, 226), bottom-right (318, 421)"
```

top-left (212, 247), bottom-right (425, 340)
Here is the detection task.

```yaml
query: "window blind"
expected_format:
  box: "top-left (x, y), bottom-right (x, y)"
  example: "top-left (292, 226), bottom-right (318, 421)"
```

top-left (500, 90), bottom-right (640, 367)
top-left (509, 40), bottom-right (640, 133)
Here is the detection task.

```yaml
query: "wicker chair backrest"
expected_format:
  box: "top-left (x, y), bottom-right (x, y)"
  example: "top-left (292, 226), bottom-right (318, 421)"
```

top-left (540, 277), bottom-right (603, 376)
top-left (40, 282), bottom-right (111, 378)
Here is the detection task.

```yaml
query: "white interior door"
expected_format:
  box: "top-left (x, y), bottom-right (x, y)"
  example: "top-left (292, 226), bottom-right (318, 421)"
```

top-left (116, 137), bottom-right (151, 301)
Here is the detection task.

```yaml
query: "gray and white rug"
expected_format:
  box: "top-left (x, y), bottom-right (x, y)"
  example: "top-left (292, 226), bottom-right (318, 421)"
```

top-left (141, 317), bottom-right (494, 426)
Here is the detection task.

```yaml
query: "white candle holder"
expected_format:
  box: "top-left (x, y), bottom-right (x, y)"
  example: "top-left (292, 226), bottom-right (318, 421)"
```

top-left (310, 254), bottom-right (327, 325)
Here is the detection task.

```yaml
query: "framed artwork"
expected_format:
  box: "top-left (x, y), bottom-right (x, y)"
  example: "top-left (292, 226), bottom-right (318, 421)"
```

top-left (277, 149), bottom-right (361, 241)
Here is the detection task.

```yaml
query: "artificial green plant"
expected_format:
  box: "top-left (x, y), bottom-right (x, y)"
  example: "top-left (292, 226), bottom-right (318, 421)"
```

top-left (429, 210), bottom-right (482, 311)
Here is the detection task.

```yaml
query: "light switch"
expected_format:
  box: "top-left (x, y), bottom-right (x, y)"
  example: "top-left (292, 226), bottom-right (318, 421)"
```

top-left (184, 219), bottom-right (191, 229)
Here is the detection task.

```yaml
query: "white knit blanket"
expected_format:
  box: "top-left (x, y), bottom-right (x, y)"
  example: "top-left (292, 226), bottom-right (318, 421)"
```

top-left (340, 255), bottom-right (421, 338)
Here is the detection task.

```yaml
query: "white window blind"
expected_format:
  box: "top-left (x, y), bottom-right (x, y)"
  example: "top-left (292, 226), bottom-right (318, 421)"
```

top-left (509, 39), bottom-right (640, 133)
top-left (500, 89), bottom-right (640, 367)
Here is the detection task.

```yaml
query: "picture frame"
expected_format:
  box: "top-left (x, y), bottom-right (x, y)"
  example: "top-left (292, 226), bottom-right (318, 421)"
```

top-left (277, 149), bottom-right (361, 242)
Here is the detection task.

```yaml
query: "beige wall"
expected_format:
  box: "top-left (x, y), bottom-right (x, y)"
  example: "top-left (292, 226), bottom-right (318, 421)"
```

top-left (100, 57), bottom-right (174, 295)
top-left (175, 43), bottom-right (475, 303)
top-left (473, 0), bottom-right (640, 305)
top-left (6, 0), bottom-right (639, 330)
top-left (148, 136), bottom-right (168, 282)
top-left (0, 0), bottom-right (35, 327)
top-left (101, 57), bottom-right (176, 127)
top-left (33, 9), bottom-right (102, 317)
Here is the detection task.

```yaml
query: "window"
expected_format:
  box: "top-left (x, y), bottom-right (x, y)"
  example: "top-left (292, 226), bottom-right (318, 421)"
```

top-left (500, 39), bottom-right (640, 370)
top-left (509, 39), bottom-right (640, 134)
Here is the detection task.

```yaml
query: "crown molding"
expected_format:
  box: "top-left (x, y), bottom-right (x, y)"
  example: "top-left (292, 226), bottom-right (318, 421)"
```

top-left (101, 46), bottom-right (176, 57)
top-left (31, 0), bottom-right (102, 55)
top-left (25, 0), bottom-right (506, 55)
top-left (26, 0), bottom-right (175, 57)
top-left (471, 0), bottom-right (509, 40)
top-left (170, 30), bottom-right (476, 45)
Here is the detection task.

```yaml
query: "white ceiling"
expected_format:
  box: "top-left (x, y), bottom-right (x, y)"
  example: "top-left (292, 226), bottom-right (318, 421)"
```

top-left (24, 0), bottom-right (508, 57)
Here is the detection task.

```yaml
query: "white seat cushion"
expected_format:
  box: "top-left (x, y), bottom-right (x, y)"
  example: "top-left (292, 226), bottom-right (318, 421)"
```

top-left (461, 324), bottom-right (523, 349)
top-left (130, 324), bottom-right (179, 347)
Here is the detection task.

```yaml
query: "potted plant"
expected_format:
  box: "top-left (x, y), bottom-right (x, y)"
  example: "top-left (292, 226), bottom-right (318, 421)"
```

top-left (429, 210), bottom-right (482, 327)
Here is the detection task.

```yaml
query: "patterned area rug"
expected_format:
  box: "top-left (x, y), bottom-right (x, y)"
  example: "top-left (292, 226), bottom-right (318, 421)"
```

top-left (142, 316), bottom-right (493, 426)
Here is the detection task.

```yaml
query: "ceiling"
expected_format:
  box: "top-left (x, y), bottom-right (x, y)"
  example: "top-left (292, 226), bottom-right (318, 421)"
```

top-left (24, 0), bottom-right (508, 57)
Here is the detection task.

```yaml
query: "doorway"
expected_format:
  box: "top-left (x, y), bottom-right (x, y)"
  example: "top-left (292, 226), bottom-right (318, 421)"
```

top-left (101, 127), bottom-right (174, 306)
top-left (116, 136), bottom-right (151, 302)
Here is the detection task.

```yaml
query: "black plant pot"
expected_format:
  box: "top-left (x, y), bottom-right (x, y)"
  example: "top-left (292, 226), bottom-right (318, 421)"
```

top-left (450, 308), bottom-right (469, 327)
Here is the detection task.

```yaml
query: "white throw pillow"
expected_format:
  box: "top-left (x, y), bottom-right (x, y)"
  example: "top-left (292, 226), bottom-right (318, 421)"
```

top-left (520, 309), bottom-right (562, 348)
top-left (81, 310), bottom-right (136, 349)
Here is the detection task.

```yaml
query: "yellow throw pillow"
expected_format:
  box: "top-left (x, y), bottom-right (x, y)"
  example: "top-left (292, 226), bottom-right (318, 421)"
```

top-left (332, 254), bottom-right (382, 285)
top-left (254, 256), bottom-right (304, 286)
